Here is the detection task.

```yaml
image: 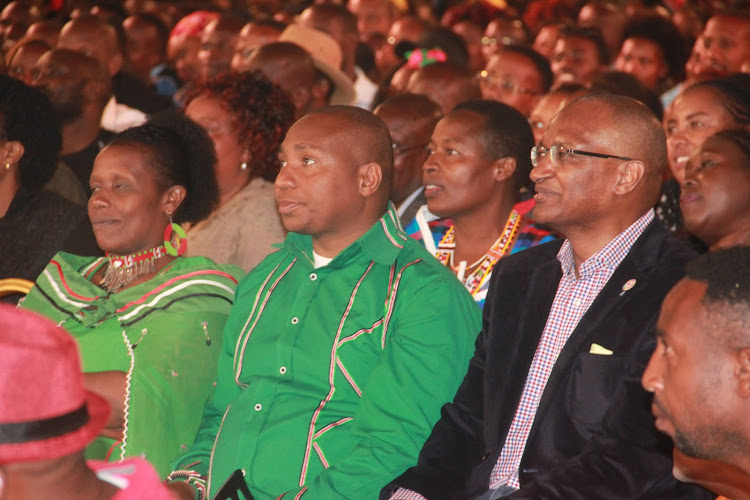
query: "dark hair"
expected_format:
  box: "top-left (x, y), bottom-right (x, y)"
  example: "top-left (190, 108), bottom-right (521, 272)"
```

top-left (184, 71), bottom-right (295, 183)
top-left (589, 71), bottom-right (663, 120)
top-left (417, 26), bottom-right (469, 67)
top-left (686, 246), bottom-right (750, 346)
top-left (0, 75), bottom-right (61, 190)
top-left (305, 3), bottom-right (358, 34)
top-left (688, 74), bottom-right (750, 126)
top-left (128, 13), bottom-right (170, 56)
top-left (453, 99), bottom-right (535, 197)
top-left (499, 45), bottom-right (553, 93)
top-left (107, 110), bottom-right (219, 225)
top-left (621, 15), bottom-right (689, 83)
top-left (713, 129), bottom-right (750, 171)
top-left (558, 25), bottom-right (610, 65)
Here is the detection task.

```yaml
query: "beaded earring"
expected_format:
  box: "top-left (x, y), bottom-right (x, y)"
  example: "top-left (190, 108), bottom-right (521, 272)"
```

top-left (163, 216), bottom-right (188, 256)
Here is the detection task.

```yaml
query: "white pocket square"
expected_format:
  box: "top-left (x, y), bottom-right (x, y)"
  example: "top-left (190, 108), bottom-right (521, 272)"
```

top-left (589, 343), bottom-right (613, 355)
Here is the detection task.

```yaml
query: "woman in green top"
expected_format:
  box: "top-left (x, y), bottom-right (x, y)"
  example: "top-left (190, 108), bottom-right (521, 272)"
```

top-left (21, 112), bottom-right (243, 475)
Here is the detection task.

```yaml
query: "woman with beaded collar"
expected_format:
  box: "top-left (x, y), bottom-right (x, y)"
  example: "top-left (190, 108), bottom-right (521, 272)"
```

top-left (20, 111), bottom-right (243, 476)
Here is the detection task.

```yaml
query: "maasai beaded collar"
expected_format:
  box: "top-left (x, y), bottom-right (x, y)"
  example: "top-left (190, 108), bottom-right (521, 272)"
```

top-left (436, 210), bottom-right (523, 296)
top-left (101, 245), bottom-right (168, 293)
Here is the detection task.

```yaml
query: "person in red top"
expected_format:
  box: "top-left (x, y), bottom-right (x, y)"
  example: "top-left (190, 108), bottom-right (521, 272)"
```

top-left (0, 304), bottom-right (173, 500)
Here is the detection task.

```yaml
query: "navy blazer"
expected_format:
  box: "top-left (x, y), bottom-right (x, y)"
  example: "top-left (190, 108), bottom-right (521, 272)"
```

top-left (383, 219), bottom-right (714, 499)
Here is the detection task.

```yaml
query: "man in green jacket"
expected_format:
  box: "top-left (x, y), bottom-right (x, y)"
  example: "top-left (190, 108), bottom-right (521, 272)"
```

top-left (167, 106), bottom-right (481, 500)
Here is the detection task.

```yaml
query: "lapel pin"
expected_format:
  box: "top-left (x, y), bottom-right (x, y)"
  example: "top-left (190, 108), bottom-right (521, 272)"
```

top-left (620, 279), bottom-right (637, 296)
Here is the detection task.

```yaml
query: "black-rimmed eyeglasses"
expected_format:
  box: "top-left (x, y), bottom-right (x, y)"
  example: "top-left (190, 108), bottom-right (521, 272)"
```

top-left (531, 144), bottom-right (632, 167)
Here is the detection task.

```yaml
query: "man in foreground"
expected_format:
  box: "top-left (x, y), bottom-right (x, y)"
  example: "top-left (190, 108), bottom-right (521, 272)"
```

top-left (168, 106), bottom-right (480, 499)
top-left (643, 247), bottom-right (750, 500)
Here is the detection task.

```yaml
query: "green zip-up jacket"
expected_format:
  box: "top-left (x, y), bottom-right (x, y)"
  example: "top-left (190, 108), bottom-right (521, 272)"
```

top-left (172, 204), bottom-right (481, 499)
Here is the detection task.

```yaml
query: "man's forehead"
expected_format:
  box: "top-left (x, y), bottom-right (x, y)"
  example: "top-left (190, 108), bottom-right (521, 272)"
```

top-left (706, 16), bottom-right (750, 35)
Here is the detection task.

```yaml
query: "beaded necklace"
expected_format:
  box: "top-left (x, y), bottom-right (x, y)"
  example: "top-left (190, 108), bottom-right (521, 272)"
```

top-left (435, 210), bottom-right (523, 296)
top-left (100, 244), bottom-right (168, 293)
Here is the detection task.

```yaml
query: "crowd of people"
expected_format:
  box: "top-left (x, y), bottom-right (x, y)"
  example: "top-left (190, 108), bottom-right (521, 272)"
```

top-left (0, 0), bottom-right (749, 499)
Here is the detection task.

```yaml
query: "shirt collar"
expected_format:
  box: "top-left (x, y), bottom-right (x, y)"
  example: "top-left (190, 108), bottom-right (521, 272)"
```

top-left (285, 202), bottom-right (409, 267)
top-left (557, 209), bottom-right (655, 278)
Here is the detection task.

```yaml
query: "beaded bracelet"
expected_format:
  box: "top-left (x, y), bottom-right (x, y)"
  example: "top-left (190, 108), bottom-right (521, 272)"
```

top-left (166, 469), bottom-right (208, 500)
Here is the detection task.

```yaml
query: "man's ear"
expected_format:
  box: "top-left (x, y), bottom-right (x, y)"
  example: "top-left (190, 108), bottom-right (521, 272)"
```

top-left (493, 156), bottom-right (516, 182)
top-left (736, 348), bottom-right (750, 398)
top-left (613, 160), bottom-right (645, 195)
top-left (357, 162), bottom-right (383, 197)
top-left (107, 52), bottom-right (123, 77)
top-left (163, 184), bottom-right (187, 217)
top-left (1, 140), bottom-right (25, 169)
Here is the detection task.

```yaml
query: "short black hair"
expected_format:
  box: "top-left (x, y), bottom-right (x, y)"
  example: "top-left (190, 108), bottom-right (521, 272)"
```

top-left (621, 14), bottom-right (689, 83)
top-left (129, 13), bottom-right (170, 56)
top-left (589, 70), bottom-right (663, 120)
top-left (499, 45), bottom-right (553, 93)
top-left (558, 25), bottom-right (610, 65)
top-left (453, 99), bottom-right (535, 197)
top-left (107, 110), bottom-right (219, 225)
top-left (688, 74), bottom-right (750, 127)
top-left (0, 75), bottom-right (61, 190)
top-left (417, 26), bottom-right (469, 67)
top-left (687, 246), bottom-right (750, 347)
top-left (713, 129), bottom-right (750, 172)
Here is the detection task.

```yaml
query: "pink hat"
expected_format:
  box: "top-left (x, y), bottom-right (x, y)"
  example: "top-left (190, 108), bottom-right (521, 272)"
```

top-left (0, 304), bottom-right (110, 464)
top-left (170, 10), bottom-right (220, 40)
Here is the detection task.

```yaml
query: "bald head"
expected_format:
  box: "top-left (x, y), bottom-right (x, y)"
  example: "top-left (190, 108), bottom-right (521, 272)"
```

top-left (406, 62), bottom-right (481, 114)
top-left (58, 14), bottom-right (121, 76)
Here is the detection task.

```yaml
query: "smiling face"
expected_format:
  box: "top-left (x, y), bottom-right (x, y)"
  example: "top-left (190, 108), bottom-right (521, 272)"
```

top-left (88, 143), bottom-right (172, 255)
top-left (642, 279), bottom-right (737, 462)
top-left (275, 113), bottom-right (365, 243)
top-left (422, 110), bottom-right (500, 219)
top-left (680, 134), bottom-right (750, 248)
top-left (529, 100), bottom-right (621, 233)
top-left (689, 16), bottom-right (750, 81)
top-left (551, 36), bottom-right (602, 85)
top-left (664, 86), bottom-right (738, 184)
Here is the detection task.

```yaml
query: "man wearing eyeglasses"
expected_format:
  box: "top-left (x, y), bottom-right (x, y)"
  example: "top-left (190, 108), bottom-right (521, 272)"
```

top-left (383, 94), bottom-right (715, 500)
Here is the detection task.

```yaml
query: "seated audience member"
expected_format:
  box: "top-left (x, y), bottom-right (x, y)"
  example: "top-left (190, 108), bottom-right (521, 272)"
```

top-left (532, 21), bottom-right (564, 61)
top-left (681, 130), bottom-right (750, 251)
top-left (32, 49), bottom-right (114, 200)
top-left (21, 113), bottom-right (243, 475)
top-left (451, 20), bottom-right (485, 72)
top-left (374, 93), bottom-right (442, 226)
top-left (24, 18), bottom-right (60, 47)
top-left (642, 246), bottom-right (750, 500)
top-left (528, 82), bottom-right (588, 144)
top-left (167, 11), bottom-right (219, 88)
top-left (481, 17), bottom-right (530, 62)
top-left (184, 71), bottom-right (293, 270)
top-left (384, 95), bottom-right (713, 499)
top-left (377, 15), bottom-right (430, 77)
top-left (348, 0), bottom-right (396, 40)
top-left (197, 14), bottom-right (245, 80)
top-left (5, 38), bottom-right (49, 85)
top-left (614, 15), bottom-right (688, 94)
top-left (478, 45), bottom-right (552, 117)
top-left (0, 0), bottom-right (39, 53)
top-left (406, 62), bottom-right (481, 114)
top-left (297, 3), bottom-right (377, 110)
top-left (167, 106), bottom-right (481, 500)
top-left (408, 100), bottom-right (555, 308)
top-left (0, 75), bottom-right (98, 289)
top-left (0, 304), bottom-right (173, 500)
top-left (662, 10), bottom-right (750, 107)
top-left (122, 13), bottom-right (178, 98)
top-left (230, 19), bottom-right (284, 73)
top-left (660, 75), bottom-right (750, 237)
top-left (576, 1), bottom-right (626, 61)
top-left (57, 14), bottom-right (147, 133)
top-left (550, 25), bottom-right (609, 86)
top-left (417, 25), bottom-right (471, 68)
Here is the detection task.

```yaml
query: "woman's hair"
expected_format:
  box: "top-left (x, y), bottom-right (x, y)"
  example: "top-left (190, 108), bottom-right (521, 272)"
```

top-left (687, 73), bottom-right (750, 126)
top-left (453, 99), bottom-right (535, 198)
top-left (0, 74), bottom-right (61, 190)
top-left (621, 15), bottom-right (688, 84)
top-left (713, 129), bottom-right (750, 170)
top-left (184, 71), bottom-right (295, 182)
top-left (107, 110), bottom-right (219, 225)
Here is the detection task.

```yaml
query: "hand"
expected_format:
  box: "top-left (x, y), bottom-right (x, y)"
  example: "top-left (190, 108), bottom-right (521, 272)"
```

top-left (166, 481), bottom-right (197, 500)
